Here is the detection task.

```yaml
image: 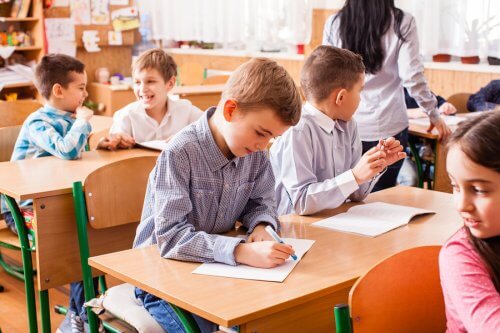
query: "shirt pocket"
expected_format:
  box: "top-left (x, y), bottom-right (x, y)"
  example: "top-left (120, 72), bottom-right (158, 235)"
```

top-left (190, 188), bottom-right (215, 228)
top-left (231, 181), bottom-right (255, 221)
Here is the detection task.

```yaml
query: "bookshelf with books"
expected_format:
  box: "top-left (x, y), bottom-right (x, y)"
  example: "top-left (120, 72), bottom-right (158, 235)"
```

top-left (0, 0), bottom-right (44, 100)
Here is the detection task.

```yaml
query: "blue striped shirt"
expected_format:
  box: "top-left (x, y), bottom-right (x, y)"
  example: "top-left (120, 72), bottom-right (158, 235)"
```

top-left (1, 104), bottom-right (91, 213)
top-left (133, 107), bottom-right (278, 266)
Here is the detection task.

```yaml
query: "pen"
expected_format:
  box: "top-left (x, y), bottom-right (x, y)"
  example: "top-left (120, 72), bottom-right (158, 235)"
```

top-left (265, 225), bottom-right (297, 260)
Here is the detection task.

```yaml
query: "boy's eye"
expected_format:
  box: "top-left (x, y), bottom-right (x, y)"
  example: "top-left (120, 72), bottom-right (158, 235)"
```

top-left (255, 131), bottom-right (266, 137)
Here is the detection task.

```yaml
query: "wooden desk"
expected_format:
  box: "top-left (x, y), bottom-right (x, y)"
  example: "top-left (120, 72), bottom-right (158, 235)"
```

top-left (88, 83), bottom-right (224, 116)
top-left (0, 149), bottom-right (158, 290)
top-left (89, 114), bottom-right (113, 134)
top-left (89, 186), bottom-right (462, 333)
top-left (408, 112), bottom-right (482, 192)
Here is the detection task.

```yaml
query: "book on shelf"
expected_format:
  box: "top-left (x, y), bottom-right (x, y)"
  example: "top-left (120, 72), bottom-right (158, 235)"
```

top-left (10, 0), bottom-right (30, 18)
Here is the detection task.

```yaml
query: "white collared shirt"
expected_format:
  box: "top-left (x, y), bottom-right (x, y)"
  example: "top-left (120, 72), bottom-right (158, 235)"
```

top-left (109, 97), bottom-right (203, 143)
top-left (323, 12), bottom-right (439, 141)
top-left (270, 103), bottom-right (379, 216)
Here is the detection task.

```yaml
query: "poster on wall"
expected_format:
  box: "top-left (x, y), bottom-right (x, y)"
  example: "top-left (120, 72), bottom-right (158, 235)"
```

top-left (108, 31), bottom-right (123, 45)
top-left (70, 0), bottom-right (91, 25)
top-left (44, 18), bottom-right (77, 56)
top-left (91, 0), bottom-right (110, 25)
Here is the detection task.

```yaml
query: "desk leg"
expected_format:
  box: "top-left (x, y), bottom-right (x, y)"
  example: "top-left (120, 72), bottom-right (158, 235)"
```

top-left (40, 290), bottom-right (51, 333)
top-left (408, 136), bottom-right (424, 188)
top-left (239, 286), bottom-right (350, 333)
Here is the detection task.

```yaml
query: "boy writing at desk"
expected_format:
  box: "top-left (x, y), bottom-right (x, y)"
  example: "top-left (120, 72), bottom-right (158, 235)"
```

top-left (97, 48), bottom-right (202, 150)
top-left (270, 46), bottom-right (406, 216)
top-left (133, 58), bottom-right (302, 333)
top-left (0, 54), bottom-right (98, 332)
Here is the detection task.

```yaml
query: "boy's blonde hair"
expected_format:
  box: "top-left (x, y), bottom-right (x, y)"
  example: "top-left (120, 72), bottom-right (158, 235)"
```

top-left (132, 48), bottom-right (177, 82)
top-left (301, 46), bottom-right (365, 103)
top-left (222, 58), bottom-right (302, 126)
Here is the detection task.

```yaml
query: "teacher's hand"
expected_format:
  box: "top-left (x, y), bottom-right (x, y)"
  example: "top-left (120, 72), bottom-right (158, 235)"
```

top-left (427, 117), bottom-right (451, 142)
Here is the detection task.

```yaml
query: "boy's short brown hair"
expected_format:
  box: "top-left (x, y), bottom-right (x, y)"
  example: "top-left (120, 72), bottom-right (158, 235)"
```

top-left (301, 46), bottom-right (365, 102)
top-left (222, 58), bottom-right (302, 126)
top-left (132, 48), bottom-right (177, 82)
top-left (35, 54), bottom-right (85, 100)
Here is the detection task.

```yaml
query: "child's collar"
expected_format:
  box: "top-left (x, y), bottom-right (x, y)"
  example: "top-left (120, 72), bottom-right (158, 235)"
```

top-left (42, 103), bottom-right (75, 119)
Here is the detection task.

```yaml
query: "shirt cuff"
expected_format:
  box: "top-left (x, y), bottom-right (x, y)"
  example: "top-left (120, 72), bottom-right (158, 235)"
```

top-left (72, 118), bottom-right (92, 134)
top-left (214, 235), bottom-right (244, 266)
top-left (337, 170), bottom-right (359, 198)
top-left (245, 215), bottom-right (278, 234)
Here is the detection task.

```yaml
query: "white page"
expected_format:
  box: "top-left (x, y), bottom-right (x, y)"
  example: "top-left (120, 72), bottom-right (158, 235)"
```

top-left (313, 202), bottom-right (434, 237)
top-left (192, 238), bottom-right (315, 282)
top-left (137, 140), bottom-right (169, 151)
top-left (411, 115), bottom-right (465, 127)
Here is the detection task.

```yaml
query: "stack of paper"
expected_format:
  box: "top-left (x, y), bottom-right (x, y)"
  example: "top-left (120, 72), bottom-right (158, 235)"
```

top-left (192, 238), bottom-right (315, 282)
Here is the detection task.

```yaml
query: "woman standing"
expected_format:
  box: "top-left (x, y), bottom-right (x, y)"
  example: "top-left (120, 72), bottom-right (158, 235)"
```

top-left (323, 0), bottom-right (451, 191)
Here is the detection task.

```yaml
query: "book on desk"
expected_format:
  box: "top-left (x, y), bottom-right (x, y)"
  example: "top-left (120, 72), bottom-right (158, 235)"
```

top-left (313, 202), bottom-right (435, 237)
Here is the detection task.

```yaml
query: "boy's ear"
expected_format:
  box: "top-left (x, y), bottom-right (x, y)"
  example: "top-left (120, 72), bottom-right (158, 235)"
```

top-left (222, 99), bottom-right (238, 122)
top-left (335, 88), bottom-right (348, 106)
top-left (166, 76), bottom-right (176, 90)
top-left (52, 83), bottom-right (64, 99)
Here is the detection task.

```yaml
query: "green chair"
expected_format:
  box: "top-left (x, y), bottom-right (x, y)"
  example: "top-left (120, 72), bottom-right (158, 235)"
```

top-left (334, 246), bottom-right (445, 333)
top-left (72, 155), bottom-right (200, 333)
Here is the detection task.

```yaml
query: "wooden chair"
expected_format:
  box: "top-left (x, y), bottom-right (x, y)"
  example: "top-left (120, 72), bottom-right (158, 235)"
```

top-left (202, 75), bottom-right (229, 85)
top-left (0, 125), bottom-right (22, 162)
top-left (178, 62), bottom-right (205, 86)
top-left (447, 93), bottom-right (472, 113)
top-left (0, 100), bottom-right (42, 127)
top-left (72, 156), bottom-right (200, 333)
top-left (87, 128), bottom-right (110, 150)
top-left (334, 246), bottom-right (446, 333)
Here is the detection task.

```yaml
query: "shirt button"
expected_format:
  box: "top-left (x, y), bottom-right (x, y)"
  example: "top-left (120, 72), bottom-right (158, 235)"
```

top-left (224, 183), bottom-right (229, 189)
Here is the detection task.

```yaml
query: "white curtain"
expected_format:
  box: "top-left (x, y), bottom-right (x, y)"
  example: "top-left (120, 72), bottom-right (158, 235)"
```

top-left (399, 0), bottom-right (500, 58)
top-left (137, 0), bottom-right (312, 49)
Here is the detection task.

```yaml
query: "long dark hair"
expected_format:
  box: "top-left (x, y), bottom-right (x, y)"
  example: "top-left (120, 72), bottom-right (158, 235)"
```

top-left (448, 112), bottom-right (500, 292)
top-left (333, 0), bottom-right (409, 74)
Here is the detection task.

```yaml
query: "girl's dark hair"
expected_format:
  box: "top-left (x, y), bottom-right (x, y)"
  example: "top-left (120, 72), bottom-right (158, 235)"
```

top-left (448, 112), bottom-right (500, 292)
top-left (333, 0), bottom-right (409, 74)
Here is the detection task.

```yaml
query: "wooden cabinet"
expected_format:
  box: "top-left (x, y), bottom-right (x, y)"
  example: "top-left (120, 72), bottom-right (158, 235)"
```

top-left (0, 1), bottom-right (44, 100)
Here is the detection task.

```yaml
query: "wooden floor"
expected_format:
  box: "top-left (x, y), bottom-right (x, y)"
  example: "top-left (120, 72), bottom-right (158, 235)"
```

top-left (0, 262), bottom-right (68, 332)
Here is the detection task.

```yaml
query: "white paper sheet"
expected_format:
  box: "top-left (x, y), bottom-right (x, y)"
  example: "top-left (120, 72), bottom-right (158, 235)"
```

top-left (313, 202), bottom-right (435, 237)
top-left (137, 140), bottom-right (170, 151)
top-left (192, 238), bottom-right (315, 282)
top-left (410, 115), bottom-right (465, 127)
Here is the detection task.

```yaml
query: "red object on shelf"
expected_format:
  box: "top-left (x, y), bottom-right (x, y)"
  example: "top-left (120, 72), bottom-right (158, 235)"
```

top-left (432, 54), bottom-right (451, 62)
top-left (461, 56), bottom-right (480, 64)
top-left (297, 44), bottom-right (304, 55)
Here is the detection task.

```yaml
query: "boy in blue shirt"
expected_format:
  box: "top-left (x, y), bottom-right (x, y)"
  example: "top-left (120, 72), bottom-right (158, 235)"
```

top-left (133, 58), bottom-right (302, 333)
top-left (270, 46), bottom-right (406, 216)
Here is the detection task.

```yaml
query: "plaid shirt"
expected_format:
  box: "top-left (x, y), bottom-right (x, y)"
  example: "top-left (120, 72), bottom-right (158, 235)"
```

top-left (133, 107), bottom-right (278, 266)
top-left (1, 104), bottom-right (91, 213)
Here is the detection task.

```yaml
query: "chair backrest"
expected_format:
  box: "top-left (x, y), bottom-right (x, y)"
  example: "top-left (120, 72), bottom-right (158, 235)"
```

top-left (0, 100), bottom-right (42, 127)
top-left (178, 62), bottom-right (205, 86)
top-left (202, 75), bottom-right (229, 85)
top-left (348, 246), bottom-right (445, 333)
top-left (447, 93), bottom-right (471, 113)
top-left (83, 156), bottom-right (157, 229)
top-left (0, 125), bottom-right (22, 162)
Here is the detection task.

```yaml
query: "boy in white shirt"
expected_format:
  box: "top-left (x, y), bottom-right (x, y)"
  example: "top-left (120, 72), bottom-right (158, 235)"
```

top-left (270, 46), bottom-right (406, 215)
top-left (98, 48), bottom-right (202, 149)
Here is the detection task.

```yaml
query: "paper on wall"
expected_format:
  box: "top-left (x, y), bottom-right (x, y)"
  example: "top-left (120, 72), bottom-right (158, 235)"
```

top-left (82, 30), bottom-right (101, 52)
top-left (91, 0), bottom-right (110, 25)
top-left (108, 31), bottom-right (123, 45)
top-left (71, 0), bottom-right (91, 25)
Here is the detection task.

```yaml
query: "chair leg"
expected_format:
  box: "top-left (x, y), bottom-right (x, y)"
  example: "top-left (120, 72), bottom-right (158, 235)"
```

top-left (98, 275), bottom-right (107, 294)
top-left (0, 252), bottom-right (25, 280)
top-left (40, 289), bottom-right (52, 333)
top-left (334, 304), bottom-right (352, 333)
top-left (408, 137), bottom-right (424, 188)
top-left (170, 304), bottom-right (201, 333)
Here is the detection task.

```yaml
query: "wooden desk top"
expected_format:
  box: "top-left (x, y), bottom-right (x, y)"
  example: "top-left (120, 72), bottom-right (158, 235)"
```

top-left (0, 149), bottom-right (158, 200)
top-left (89, 186), bottom-right (462, 327)
top-left (407, 112), bottom-right (483, 139)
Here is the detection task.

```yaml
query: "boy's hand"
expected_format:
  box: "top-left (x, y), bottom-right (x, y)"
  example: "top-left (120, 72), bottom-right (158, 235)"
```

top-left (75, 106), bottom-right (93, 121)
top-left (234, 241), bottom-right (295, 268)
top-left (352, 146), bottom-right (386, 184)
top-left (378, 137), bottom-right (406, 166)
top-left (97, 135), bottom-right (121, 150)
top-left (438, 102), bottom-right (457, 115)
top-left (116, 133), bottom-right (135, 149)
top-left (247, 224), bottom-right (274, 242)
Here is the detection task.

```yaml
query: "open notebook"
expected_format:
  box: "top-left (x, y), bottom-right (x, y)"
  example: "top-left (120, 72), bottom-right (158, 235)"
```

top-left (192, 238), bottom-right (315, 282)
top-left (137, 140), bottom-right (169, 151)
top-left (312, 202), bottom-right (435, 237)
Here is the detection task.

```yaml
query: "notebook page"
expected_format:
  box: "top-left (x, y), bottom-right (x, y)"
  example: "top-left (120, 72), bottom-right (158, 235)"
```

top-left (348, 202), bottom-right (434, 225)
top-left (137, 140), bottom-right (169, 151)
top-left (192, 238), bottom-right (315, 282)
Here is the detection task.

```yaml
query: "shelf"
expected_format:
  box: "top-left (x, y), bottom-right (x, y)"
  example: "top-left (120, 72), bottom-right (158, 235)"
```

top-left (12, 46), bottom-right (42, 51)
top-left (3, 82), bottom-right (34, 89)
top-left (0, 17), bottom-right (38, 23)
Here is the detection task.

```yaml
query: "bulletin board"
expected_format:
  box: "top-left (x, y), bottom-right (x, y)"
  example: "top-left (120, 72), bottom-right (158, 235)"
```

top-left (44, 0), bottom-right (137, 82)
